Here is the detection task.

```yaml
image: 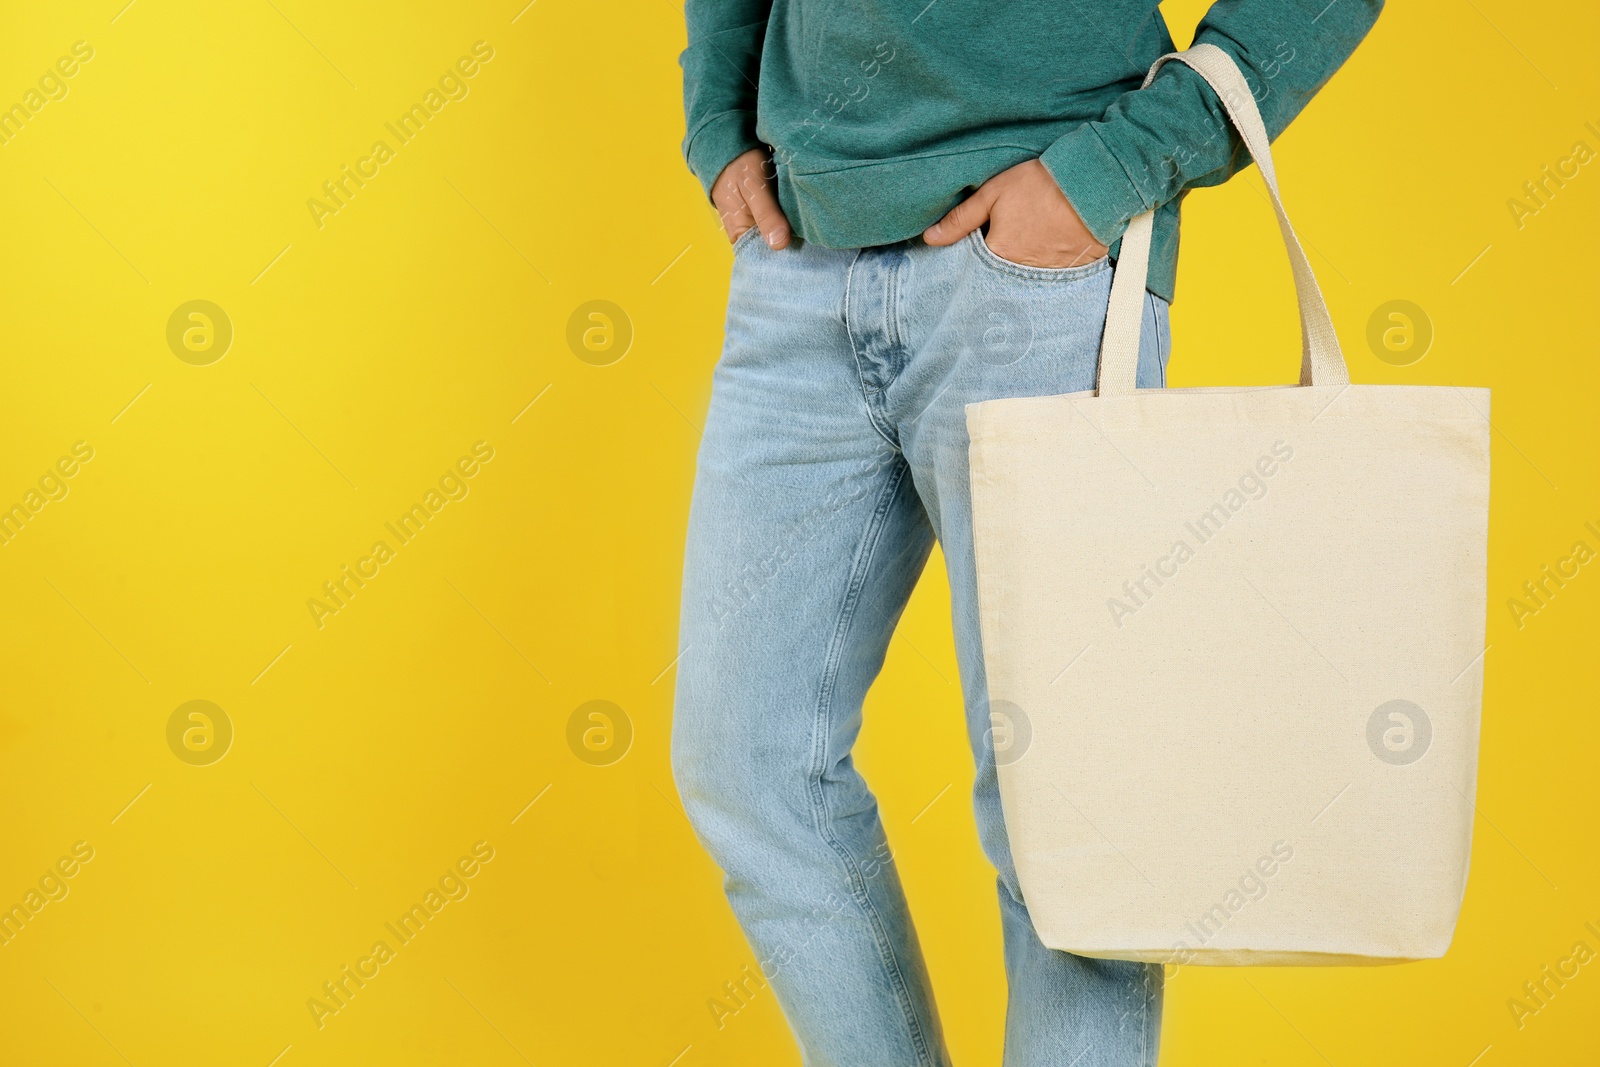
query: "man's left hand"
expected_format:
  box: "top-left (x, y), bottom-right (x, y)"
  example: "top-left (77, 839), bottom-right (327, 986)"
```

top-left (922, 159), bottom-right (1109, 268)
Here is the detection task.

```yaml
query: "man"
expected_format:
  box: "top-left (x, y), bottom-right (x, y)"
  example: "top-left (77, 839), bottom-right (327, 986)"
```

top-left (671, 3), bottom-right (1382, 1064)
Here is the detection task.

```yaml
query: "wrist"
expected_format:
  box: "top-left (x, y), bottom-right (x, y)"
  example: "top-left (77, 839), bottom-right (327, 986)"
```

top-left (685, 112), bottom-right (763, 201)
top-left (1039, 125), bottom-right (1150, 248)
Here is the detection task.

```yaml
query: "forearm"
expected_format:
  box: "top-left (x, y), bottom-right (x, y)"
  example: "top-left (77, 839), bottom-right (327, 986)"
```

top-left (681, 3), bottom-right (772, 197)
top-left (1041, 0), bottom-right (1384, 246)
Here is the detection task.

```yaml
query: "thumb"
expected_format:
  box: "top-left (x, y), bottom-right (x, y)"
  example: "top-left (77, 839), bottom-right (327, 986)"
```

top-left (923, 185), bottom-right (997, 246)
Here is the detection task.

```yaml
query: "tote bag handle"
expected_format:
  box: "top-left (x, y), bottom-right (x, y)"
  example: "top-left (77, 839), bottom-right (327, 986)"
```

top-left (1096, 43), bottom-right (1351, 397)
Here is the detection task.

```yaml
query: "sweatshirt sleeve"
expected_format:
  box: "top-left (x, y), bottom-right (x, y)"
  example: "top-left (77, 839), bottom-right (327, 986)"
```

top-left (1039, 0), bottom-right (1384, 247)
top-left (680, 4), bottom-right (773, 199)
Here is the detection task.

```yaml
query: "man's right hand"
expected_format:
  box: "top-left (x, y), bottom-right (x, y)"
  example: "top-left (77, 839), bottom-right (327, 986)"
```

top-left (712, 148), bottom-right (792, 249)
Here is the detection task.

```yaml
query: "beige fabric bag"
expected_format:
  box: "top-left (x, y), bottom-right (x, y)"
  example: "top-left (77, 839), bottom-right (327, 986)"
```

top-left (966, 44), bottom-right (1491, 966)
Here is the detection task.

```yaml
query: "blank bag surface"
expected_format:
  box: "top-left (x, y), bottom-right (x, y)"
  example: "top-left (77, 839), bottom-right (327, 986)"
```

top-left (965, 44), bottom-right (1491, 965)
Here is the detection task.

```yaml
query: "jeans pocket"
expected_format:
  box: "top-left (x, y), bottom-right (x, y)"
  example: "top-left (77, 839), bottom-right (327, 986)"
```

top-left (731, 226), bottom-right (763, 255)
top-left (969, 229), bottom-right (1109, 283)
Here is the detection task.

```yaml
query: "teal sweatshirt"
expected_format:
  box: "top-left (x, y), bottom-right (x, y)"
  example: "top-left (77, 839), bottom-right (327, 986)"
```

top-left (681, 0), bottom-right (1381, 302)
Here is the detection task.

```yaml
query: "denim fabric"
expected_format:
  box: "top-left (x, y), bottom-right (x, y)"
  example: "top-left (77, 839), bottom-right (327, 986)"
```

top-left (672, 230), bottom-right (1171, 1067)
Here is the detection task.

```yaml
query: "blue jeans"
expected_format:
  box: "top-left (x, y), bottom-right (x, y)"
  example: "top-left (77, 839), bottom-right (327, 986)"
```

top-left (673, 228), bottom-right (1171, 1067)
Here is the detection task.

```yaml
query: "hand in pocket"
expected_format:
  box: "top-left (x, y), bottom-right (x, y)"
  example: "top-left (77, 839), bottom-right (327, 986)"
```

top-left (712, 149), bottom-right (792, 250)
top-left (924, 159), bottom-right (1108, 268)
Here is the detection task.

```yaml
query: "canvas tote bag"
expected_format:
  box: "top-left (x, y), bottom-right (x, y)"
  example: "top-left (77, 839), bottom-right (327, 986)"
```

top-left (966, 43), bottom-right (1491, 966)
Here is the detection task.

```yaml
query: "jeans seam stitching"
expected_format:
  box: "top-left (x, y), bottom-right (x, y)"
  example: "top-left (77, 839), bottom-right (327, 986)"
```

top-left (843, 252), bottom-right (910, 452)
top-left (1152, 292), bottom-right (1168, 390)
top-left (1146, 961), bottom-right (1159, 1065)
top-left (806, 460), bottom-right (936, 1067)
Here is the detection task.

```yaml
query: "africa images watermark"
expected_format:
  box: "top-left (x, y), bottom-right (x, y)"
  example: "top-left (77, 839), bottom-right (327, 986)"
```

top-left (1, 441), bottom-right (96, 548)
top-left (1163, 840), bottom-right (1294, 974)
top-left (1505, 120), bottom-right (1600, 231)
top-left (1505, 916), bottom-right (1600, 1031)
top-left (1505, 517), bottom-right (1600, 631)
top-left (307, 441), bottom-right (495, 629)
top-left (307, 41), bottom-right (496, 230)
top-left (306, 840), bottom-right (496, 1030)
top-left (1, 841), bottom-right (96, 948)
top-left (709, 449), bottom-right (897, 630)
top-left (1106, 441), bottom-right (1295, 628)
top-left (705, 841), bottom-right (895, 1031)
top-left (1134, 39), bottom-right (1296, 187)
top-left (782, 40), bottom-right (896, 161)
top-left (0, 40), bottom-right (95, 148)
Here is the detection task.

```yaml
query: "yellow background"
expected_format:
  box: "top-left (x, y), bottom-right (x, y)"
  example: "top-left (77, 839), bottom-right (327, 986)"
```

top-left (1, 1), bottom-right (1595, 1064)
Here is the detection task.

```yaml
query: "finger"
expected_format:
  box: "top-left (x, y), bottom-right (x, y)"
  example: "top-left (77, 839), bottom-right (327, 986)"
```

top-left (719, 201), bottom-right (756, 244)
top-left (713, 176), bottom-right (754, 242)
top-left (738, 170), bottom-right (792, 249)
top-left (923, 184), bottom-right (999, 245)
